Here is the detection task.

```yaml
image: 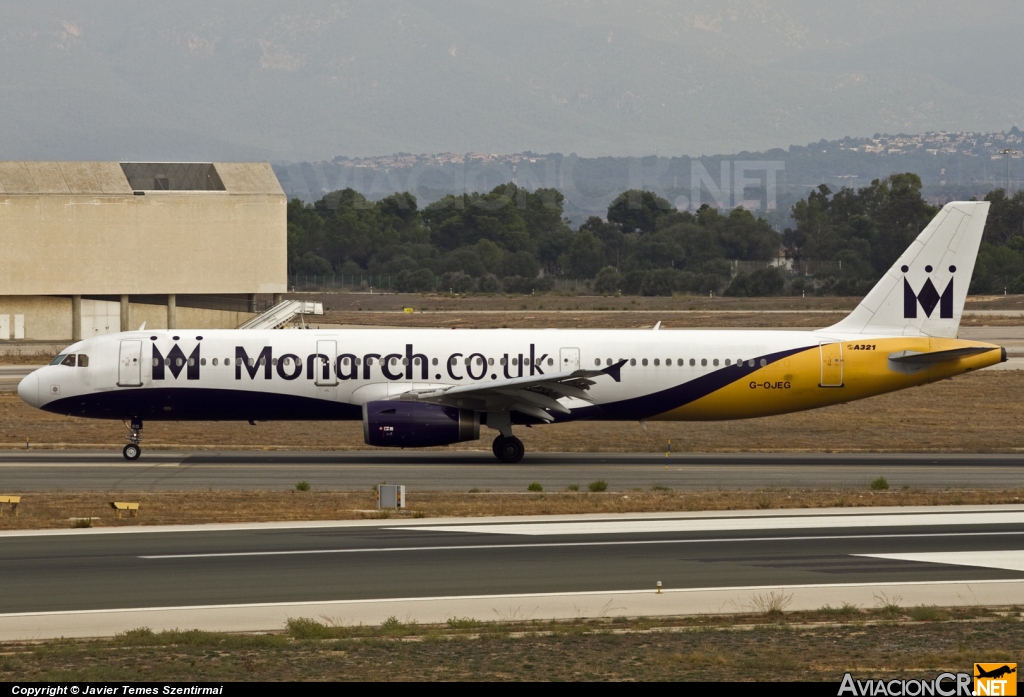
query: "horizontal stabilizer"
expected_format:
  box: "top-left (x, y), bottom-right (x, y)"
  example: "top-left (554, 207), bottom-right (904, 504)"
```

top-left (887, 346), bottom-right (998, 365)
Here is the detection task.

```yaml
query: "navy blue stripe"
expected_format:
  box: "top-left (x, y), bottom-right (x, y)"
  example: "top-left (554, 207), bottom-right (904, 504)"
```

top-left (558, 345), bottom-right (816, 422)
top-left (43, 387), bottom-right (362, 421)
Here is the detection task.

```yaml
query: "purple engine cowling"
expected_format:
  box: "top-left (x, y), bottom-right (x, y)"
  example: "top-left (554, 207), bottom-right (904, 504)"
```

top-left (363, 400), bottom-right (480, 448)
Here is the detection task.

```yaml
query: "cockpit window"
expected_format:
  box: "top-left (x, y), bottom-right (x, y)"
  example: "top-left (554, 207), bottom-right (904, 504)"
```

top-left (60, 354), bottom-right (76, 367)
top-left (77, 354), bottom-right (89, 368)
top-left (50, 354), bottom-right (67, 366)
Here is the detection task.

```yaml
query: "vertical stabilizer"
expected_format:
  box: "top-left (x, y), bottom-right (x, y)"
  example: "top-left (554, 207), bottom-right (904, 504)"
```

top-left (826, 201), bottom-right (989, 337)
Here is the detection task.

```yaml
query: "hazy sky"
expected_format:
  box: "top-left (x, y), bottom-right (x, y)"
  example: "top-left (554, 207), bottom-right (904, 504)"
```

top-left (1, 1), bottom-right (1022, 161)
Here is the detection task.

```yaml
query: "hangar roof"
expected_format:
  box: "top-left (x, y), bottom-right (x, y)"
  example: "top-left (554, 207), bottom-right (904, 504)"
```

top-left (0, 162), bottom-right (283, 196)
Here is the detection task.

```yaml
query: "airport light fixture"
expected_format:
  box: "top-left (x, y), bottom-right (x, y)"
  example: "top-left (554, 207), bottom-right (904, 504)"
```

top-left (999, 148), bottom-right (1019, 194)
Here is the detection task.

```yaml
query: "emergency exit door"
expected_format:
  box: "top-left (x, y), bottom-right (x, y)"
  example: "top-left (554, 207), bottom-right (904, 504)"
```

top-left (316, 340), bottom-right (338, 386)
top-left (118, 340), bottom-right (143, 387)
top-left (819, 342), bottom-right (844, 388)
top-left (560, 347), bottom-right (580, 372)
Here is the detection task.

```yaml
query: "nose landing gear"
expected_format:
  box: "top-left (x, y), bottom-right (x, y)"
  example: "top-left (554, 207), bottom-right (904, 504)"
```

top-left (122, 418), bottom-right (142, 460)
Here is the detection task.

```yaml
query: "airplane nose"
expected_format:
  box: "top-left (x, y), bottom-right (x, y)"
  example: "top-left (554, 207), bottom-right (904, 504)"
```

top-left (17, 371), bottom-right (39, 408)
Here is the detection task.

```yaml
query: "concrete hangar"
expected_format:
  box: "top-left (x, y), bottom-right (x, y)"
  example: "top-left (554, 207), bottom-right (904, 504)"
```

top-left (0, 162), bottom-right (286, 344)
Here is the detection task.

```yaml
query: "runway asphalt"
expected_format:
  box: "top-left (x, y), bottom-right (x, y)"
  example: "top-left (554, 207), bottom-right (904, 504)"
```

top-left (0, 450), bottom-right (1022, 491)
top-left (2, 505), bottom-right (1023, 639)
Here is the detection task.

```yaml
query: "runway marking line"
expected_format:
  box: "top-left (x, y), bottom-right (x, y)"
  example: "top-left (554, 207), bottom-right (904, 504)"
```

top-left (4, 578), bottom-right (1024, 619)
top-left (3, 504), bottom-right (1023, 539)
top-left (402, 510), bottom-right (1024, 536)
top-left (858, 550), bottom-right (1024, 573)
top-left (138, 531), bottom-right (1024, 560)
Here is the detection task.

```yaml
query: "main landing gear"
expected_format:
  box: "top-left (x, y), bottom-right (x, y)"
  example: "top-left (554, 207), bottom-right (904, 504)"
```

top-left (122, 418), bottom-right (142, 460)
top-left (492, 435), bottom-right (525, 463)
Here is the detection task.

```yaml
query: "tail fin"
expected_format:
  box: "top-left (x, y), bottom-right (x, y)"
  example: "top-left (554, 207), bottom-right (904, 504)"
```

top-left (826, 201), bottom-right (990, 338)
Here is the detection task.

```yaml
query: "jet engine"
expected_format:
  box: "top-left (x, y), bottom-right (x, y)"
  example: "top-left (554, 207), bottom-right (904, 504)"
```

top-left (362, 400), bottom-right (480, 447)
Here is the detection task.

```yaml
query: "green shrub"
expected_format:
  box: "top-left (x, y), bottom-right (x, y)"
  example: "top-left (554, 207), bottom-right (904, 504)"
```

top-left (566, 484), bottom-right (580, 492)
top-left (908, 605), bottom-right (948, 622)
top-left (818, 603), bottom-right (860, 618)
top-left (71, 518), bottom-right (92, 528)
top-left (869, 477), bottom-right (889, 491)
top-left (286, 618), bottom-right (334, 640)
top-left (527, 482), bottom-right (543, 492)
top-left (588, 479), bottom-right (608, 492)
top-left (295, 481), bottom-right (311, 492)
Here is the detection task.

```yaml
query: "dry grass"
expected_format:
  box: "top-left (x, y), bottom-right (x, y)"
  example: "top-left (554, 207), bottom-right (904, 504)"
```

top-left (2, 487), bottom-right (1023, 530)
top-left (3, 371), bottom-right (1024, 453)
top-left (321, 310), bottom-right (851, 329)
top-left (2, 607), bottom-right (1020, 681)
top-left (298, 291), bottom-right (1024, 313)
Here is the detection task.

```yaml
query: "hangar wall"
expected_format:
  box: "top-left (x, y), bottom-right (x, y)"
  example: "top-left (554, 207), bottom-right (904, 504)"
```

top-left (0, 162), bottom-right (284, 341)
top-left (0, 162), bottom-right (286, 296)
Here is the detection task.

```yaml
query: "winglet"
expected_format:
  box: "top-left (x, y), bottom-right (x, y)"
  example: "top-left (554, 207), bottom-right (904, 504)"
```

top-left (602, 359), bottom-right (628, 383)
top-left (653, 321), bottom-right (661, 331)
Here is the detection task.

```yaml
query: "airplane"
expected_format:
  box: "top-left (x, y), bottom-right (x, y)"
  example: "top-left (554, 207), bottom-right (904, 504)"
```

top-left (17, 201), bottom-right (1005, 463)
top-left (976, 665), bottom-right (1017, 680)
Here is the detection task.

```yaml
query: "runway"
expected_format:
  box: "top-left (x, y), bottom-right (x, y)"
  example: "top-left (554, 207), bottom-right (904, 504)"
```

top-left (1, 450), bottom-right (1023, 490)
top-left (2, 505), bottom-right (1023, 639)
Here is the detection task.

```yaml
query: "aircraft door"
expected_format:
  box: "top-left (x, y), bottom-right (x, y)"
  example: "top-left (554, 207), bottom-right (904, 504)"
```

top-left (559, 347), bottom-right (580, 372)
top-left (118, 340), bottom-right (143, 387)
top-left (315, 340), bottom-right (338, 386)
top-left (819, 342), bottom-right (844, 388)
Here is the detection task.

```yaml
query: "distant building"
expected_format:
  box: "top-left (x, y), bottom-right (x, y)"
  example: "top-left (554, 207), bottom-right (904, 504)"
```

top-left (0, 162), bottom-right (286, 341)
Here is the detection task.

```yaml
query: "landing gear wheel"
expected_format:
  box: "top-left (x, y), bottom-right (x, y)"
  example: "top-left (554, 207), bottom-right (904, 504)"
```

top-left (492, 435), bottom-right (506, 459)
top-left (494, 436), bottom-right (525, 464)
top-left (122, 443), bottom-right (141, 461)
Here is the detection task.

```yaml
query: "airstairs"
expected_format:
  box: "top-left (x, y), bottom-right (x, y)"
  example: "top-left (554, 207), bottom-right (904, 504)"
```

top-left (235, 300), bottom-right (324, 330)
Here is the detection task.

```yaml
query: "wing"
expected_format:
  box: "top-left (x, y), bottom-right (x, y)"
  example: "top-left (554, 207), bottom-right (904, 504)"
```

top-left (387, 360), bottom-right (627, 422)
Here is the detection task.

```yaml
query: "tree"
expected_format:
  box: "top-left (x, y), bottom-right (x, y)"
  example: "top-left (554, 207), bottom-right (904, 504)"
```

top-left (607, 190), bottom-right (672, 234)
top-left (593, 266), bottom-right (622, 294)
top-left (560, 230), bottom-right (605, 278)
top-left (725, 268), bottom-right (785, 297)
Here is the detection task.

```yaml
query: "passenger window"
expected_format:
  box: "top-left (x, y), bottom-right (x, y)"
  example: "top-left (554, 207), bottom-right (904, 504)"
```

top-left (431, 358), bottom-right (438, 366)
top-left (713, 359), bottom-right (720, 366)
top-left (78, 355), bottom-right (89, 367)
top-left (654, 359), bottom-right (660, 366)
top-left (212, 358), bottom-right (219, 366)
top-left (701, 359), bottom-right (707, 366)
top-left (50, 354), bottom-right (67, 366)
top-left (725, 359), bottom-right (731, 366)
top-left (689, 359), bottom-right (695, 366)
top-left (630, 358), bottom-right (636, 366)
top-left (642, 358), bottom-right (648, 366)
top-left (547, 358), bottom-right (553, 366)
top-left (61, 354), bottom-right (76, 367)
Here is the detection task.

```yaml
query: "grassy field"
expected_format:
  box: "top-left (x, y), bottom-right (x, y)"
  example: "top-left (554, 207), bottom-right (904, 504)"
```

top-left (3, 487), bottom-right (1024, 530)
top-left (2, 608), bottom-right (1019, 681)
top-left (2, 370), bottom-right (1023, 454)
top-left (292, 291), bottom-right (1024, 314)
